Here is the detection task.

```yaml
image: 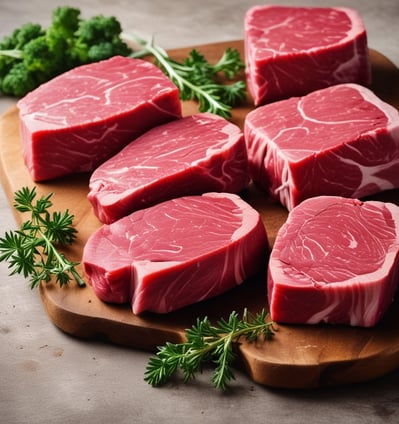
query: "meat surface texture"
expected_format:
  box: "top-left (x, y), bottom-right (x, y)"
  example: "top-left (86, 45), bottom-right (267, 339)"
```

top-left (244, 83), bottom-right (399, 211)
top-left (88, 112), bottom-right (250, 224)
top-left (83, 192), bottom-right (269, 315)
top-left (244, 5), bottom-right (371, 105)
top-left (17, 56), bottom-right (181, 181)
top-left (268, 196), bottom-right (399, 327)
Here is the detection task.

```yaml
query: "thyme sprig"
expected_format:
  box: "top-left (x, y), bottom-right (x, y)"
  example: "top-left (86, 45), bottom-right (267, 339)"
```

top-left (0, 186), bottom-right (85, 288)
top-left (145, 308), bottom-right (275, 390)
top-left (124, 33), bottom-right (246, 118)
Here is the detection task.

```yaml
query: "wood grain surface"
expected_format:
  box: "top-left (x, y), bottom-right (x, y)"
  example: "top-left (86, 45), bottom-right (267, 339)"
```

top-left (1, 40), bottom-right (399, 389)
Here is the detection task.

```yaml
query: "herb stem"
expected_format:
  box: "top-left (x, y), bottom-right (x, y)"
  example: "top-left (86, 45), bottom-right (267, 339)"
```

top-left (126, 33), bottom-right (222, 108)
top-left (0, 186), bottom-right (86, 289)
top-left (144, 309), bottom-right (275, 390)
top-left (39, 229), bottom-right (85, 287)
top-left (123, 32), bottom-right (245, 118)
top-left (0, 49), bottom-right (23, 59)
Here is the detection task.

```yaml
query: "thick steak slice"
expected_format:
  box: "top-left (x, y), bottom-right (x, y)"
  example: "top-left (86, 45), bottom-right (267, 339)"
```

top-left (244, 5), bottom-right (371, 105)
top-left (88, 113), bottom-right (250, 224)
top-left (268, 196), bottom-right (399, 327)
top-left (83, 192), bottom-right (269, 314)
top-left (244, 83), bottom-right (399, 211)
top-left (17, 56), bottom-right (181, 181)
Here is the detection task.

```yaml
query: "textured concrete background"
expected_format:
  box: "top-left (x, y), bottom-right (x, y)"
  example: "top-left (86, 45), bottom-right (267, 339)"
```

top-left (1, 1), bottom-right (399, 423)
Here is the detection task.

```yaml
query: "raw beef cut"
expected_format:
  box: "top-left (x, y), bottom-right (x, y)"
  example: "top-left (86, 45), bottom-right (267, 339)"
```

top-left (83, 192), bottom-right (269, 314)
top-left (268, 196), bottom-right (399, 327)
top-left (244, 5), bottom-right (371, 105)
top-left (17, 56), bottom-right (181, 181)
top-left (244, 83), bottom-right (399, 211)
top-left (88, 112), bottom-right (250, 224)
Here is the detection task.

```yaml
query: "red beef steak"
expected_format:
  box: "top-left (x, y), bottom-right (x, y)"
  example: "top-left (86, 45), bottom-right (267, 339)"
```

top-left (244, 5), bottom-right (371, 105)
top-left (244, 83), bottom-right (399, 211)
top-left (17, 56), bottom-right (181, 181)
top-left (268, 196), bottom-right (399, 327)
top-left (88, 113), bottom-right (250, 224)
top-left (83, 192), bottom-right (269, 314)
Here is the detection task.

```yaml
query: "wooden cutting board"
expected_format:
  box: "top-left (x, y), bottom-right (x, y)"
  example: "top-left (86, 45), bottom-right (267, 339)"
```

top-left (1, 40), bottom-right (399, 389)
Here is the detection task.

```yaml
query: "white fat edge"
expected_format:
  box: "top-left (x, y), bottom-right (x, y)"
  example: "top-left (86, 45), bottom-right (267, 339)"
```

top-left (305, 298), bottom-right (340, 325)
top-left (352, 83), bottom-right (399, 127)
top-left (331, 43), bottom-right (369, 82)
top-left (333, 7), bottom-right (368, 44)
top-left (246, 118), bottom-right (295, 210)
top-left (97, 188), bottom-right (136, 207)
top-left (192, 114), bottom-right (243, 159)
top-left (325, 85), bottom-right (399, 195)
top-left (333, 150), bottom-right (399, 195)
top-left (203, 192), bottom-right (261, 242)
top-left (130, 259), bottom-right (182, 313)
top-left (306, 275), bottom-right (391, 326)
top-left (302, 8), bottom-right (367, 53)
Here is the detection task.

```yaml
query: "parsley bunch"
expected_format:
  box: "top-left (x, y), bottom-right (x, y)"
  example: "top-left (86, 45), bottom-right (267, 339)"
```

top-left (145, 309), bottom-right (275, 390)
top-left (0, 186), bottom-right (85, 288)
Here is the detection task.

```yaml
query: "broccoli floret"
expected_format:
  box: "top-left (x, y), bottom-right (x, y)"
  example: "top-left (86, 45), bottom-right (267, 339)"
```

top-left (50, 6), bottom-right (81, 39)
top-left (87, 40), bottom-right (131, 62)
top-left (14, 23), bottom-right (44, 48)
top-left (0, 7), bottom-right (132, 97)
top-left (0, 49), bottom-right (18, 77)
top-left (75, 15), bottom-right (131, 63)
top-left (0, 23), bottom-right (43, 50)
top-left (0, 23), bottom-right (44, 81)
top-left (22, 36), bottom-right (64, 81)
top-left (1, 62), bottom-right (37, 97)
top-left (78, 15), bottom-right (123, 44)
top-left (87, 42), bottom-right (116, 62)
top-left (45, 7), bottom-right (82, 70)
top-left (0, 35), bottom-right (15, 51)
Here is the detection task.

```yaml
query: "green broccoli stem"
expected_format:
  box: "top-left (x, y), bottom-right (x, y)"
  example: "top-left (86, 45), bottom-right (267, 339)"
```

top-left (0, 49), bottom-right (23, 59)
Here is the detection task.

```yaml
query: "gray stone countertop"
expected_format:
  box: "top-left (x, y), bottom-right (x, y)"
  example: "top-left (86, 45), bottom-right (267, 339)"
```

top-left (0, 1), bottom-right (398, 423)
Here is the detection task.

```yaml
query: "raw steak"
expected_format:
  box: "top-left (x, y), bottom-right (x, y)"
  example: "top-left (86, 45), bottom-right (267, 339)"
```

top-left (244, 83), bottom-right (399, 211)
top-left (268, 196), bottom-right (399, 327)
top-left (244, 5), bottom-right (371, 105)
top-left (88, 113), bottom-right (250, 224)
top-left (83, 192), bottom-right (269, 314)
top-left (17, 56), bottom-right (181, 181)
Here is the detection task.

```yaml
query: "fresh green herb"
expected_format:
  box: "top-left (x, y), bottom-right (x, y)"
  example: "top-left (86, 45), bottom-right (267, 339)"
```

top-left (0, 6), bottom-right (132, 97)
top-left (125, 33), bottom-right (247, 118)
top-left (144, 308), bottom-right (275, 390)
top-left (0, 186), bottom-right (85, 289)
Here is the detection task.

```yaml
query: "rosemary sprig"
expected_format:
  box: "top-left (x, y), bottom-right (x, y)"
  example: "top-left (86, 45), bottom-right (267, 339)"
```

top-left (124, 33), bottom-right (247, 119)
top-left (0, 186), bottom-right (85, 288)
top-left (144, 308), bottom-right (275, 390)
